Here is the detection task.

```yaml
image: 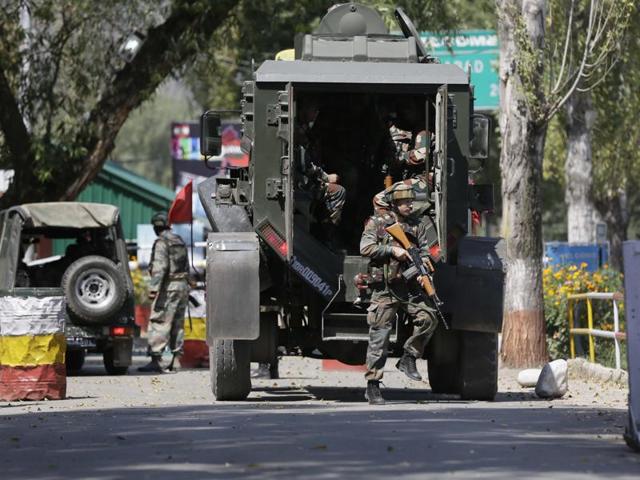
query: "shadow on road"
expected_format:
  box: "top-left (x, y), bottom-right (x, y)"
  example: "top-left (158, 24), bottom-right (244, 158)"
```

top-left (1, 400), bottom-right (637, 480)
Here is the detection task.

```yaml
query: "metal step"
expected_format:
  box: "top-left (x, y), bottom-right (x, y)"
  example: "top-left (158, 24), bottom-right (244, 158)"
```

top-left (321, 311), bottom-right (398, 342)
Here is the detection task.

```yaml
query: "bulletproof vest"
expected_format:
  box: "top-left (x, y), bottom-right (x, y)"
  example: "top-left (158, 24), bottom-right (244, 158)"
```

top-left (369, 213), bottom-right (420, 282)
top-left (154, 230), bottom-right (189, 278)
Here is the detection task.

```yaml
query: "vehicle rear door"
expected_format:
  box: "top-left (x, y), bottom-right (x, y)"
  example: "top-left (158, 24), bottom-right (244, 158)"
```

top-left (434, 85), bottom-right (449, 262)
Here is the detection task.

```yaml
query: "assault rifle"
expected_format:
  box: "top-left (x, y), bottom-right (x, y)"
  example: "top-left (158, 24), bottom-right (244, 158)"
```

top-left (385, 223), bottom-right (449, 329)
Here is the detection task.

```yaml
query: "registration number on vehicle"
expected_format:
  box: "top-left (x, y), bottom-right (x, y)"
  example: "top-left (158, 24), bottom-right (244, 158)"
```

top-left (67, 337), bottom-right (96, 348)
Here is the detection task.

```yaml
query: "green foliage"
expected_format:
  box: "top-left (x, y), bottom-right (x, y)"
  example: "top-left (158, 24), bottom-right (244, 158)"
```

top-left (538, 5), bottom-right (640, 242)
top-left (543, 264), bottom-right (623, 361)
top-left (0, 0), bottom-right (238, 204)
top-left (591, 8), bottom-right (640, 200)
top-left (1, 1), bottom-right (159, 137)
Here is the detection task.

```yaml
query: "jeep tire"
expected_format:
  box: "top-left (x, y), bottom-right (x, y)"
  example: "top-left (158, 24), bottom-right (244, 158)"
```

top-left (65, 349), bottom-right (86, 375)
top-left (103, 348), bottom-right (129, 375)
top-left (210, 339), bottom-right (251, 401)
top-left (62, 256), bottom-right (127, 322)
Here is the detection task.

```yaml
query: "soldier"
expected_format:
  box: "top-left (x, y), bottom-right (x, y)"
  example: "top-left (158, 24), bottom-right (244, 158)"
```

top-left (360, 184), bottom-right (439, 405)
top-left (296, 97), bottom-right (346, 241)
top-left (388, 125), bottom-right (429, 175)
top-left (138, 212), bottom-right (190, 373)
top-left (372, 177), bottom-right (440, 260)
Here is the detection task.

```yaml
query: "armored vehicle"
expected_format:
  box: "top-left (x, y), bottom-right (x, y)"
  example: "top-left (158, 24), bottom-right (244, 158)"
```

top-left (199, 4), bottom-right (503, 400)
top-left (0, 202), bottom-right (135, 375)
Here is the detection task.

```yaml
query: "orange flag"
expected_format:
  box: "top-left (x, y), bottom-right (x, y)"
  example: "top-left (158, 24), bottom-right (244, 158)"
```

top-left (168, 180), bottom-right (193, 224)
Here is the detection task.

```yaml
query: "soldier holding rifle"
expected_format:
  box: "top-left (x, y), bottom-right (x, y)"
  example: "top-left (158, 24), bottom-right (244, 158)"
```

top-left (359, 183), bottom-right (440, 405)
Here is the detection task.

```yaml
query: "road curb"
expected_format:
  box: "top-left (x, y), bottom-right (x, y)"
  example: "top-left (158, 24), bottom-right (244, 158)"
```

top-left (567, 357), bottom-right (628, 386)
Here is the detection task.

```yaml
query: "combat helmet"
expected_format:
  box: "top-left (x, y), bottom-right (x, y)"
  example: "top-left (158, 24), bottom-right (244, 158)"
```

top-left (389, 183), bottom-right (416, 201)
top-left (151, 211), bottom-right (169, 229)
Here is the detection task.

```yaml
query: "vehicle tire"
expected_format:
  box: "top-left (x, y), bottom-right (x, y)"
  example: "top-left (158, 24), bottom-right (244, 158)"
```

top-left (458, 331), bottom-right (498, 401)
top-left (426, 328), bottom-right (460, 394)
top-left (62, 256), bottom-right (127, 322)
top-left (65, 349), bottom-right (86, 375)
top-left (103, 348), bottom-right (129, 375)
top-left (210, 339), bottom-right (251, 401)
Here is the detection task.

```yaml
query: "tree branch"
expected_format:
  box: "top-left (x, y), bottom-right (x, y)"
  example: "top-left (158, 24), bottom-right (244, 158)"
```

top-left (551, 0), bottom-right (575, 94)
top-left (60, 0), bottom-right (238, 200)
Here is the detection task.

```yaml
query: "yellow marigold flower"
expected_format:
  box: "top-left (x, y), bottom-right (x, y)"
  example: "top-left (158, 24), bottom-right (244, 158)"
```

top-left (580, 262), bottom-right (588, 269)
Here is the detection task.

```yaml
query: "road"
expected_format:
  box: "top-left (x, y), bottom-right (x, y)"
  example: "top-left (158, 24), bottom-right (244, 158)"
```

top-left (1, 355), bottom-right (638, 479)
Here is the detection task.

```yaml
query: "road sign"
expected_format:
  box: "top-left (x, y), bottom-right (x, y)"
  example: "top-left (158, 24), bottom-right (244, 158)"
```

top-left (421, 30), bottom-right (499, 111)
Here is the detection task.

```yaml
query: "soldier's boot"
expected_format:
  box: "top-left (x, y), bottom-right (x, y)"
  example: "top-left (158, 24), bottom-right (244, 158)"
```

top-left (396, 354), bottom-right (422, 381)
top-left (137, 355), bottom-right (163, 373)
top-left (364, 380), bottom-right (385, 405)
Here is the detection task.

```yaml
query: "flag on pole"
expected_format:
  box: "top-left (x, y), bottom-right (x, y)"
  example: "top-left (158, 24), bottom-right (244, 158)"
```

top-left (168, 180), bottom-right (193, 225)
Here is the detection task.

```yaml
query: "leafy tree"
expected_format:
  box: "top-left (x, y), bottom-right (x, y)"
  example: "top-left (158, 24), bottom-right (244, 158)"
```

top-left (542, 4), bottom-right (640, 267)
top-left (0, 0), bottom-right (238, 206)
top-left (591, 10), bottom-right (640, 268)
top-left (496, 0), bottom-right (633, 367)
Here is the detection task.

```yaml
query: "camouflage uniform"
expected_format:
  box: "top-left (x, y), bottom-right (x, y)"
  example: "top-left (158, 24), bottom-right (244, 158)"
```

top-left (147, 229), bottom-right (189, 357)
top-left (297, 122), bottom-right (346, 226)
top-left (389, 126), bottom-right (429, 169)
top-left (372, 178), bottom-right (440, 260)
top-left (300, 149), bottom-right (346, 226)
top-left (360, 210), bottom-right (439, 381)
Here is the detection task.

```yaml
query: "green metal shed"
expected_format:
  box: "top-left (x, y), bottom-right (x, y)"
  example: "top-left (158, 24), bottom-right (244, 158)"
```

top-left (77, 162), bottom-right (175, 241)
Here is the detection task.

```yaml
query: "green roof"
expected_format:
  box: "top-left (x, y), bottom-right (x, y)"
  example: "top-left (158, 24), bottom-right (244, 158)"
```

top-left (99, 162), bottom-right (175, 204)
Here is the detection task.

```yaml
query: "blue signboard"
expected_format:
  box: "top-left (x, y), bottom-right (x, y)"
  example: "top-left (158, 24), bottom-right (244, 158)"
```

top-left (421, 30), bottom-right (499, 111)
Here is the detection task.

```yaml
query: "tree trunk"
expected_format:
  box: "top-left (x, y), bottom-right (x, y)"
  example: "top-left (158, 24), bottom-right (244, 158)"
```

top-left (497, 0), bottom-right (549, 367)
top-left (565, 91), bottom-right (597, 243)
top-left (596, 190), bottom-right (629, 271)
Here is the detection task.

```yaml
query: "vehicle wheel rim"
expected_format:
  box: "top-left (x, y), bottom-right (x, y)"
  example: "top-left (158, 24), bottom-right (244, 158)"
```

top-left (75, 269), bottom-right (115, 308)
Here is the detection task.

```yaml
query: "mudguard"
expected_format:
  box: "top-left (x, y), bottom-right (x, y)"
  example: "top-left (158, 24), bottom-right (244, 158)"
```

top-left (435, 236), bottom-right (505, 333)
top-left (206, 232), bottom-right (259, 341)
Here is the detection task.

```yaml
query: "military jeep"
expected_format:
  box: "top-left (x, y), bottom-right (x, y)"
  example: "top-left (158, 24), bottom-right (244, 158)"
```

top-left (0, 202), bottom-right (135, 374)
top-left (199, 4), bottom-right (504, 400)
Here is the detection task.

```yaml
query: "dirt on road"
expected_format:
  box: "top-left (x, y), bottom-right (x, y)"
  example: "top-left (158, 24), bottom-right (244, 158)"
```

top-left (1, 355), bottom-right (638, 480)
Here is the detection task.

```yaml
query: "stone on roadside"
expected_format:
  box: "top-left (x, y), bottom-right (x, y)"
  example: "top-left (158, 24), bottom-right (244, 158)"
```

top-left (517, 368), bottom-right (542, 387)
top-left (535, 359), bottom-right (568, 399)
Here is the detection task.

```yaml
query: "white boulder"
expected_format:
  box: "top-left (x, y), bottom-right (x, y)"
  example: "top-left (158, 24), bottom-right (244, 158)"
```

top-left (517, 368), bottom-right (542, 387)
top-left (535, 359), bottom-right (568, 399)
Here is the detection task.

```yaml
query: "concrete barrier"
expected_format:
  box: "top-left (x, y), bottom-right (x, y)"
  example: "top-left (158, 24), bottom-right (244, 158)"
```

top-left (0, 296), bottom-right (66, 401)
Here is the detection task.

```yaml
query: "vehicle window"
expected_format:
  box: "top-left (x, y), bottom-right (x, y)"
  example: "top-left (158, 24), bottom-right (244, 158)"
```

top-left (18, 227), bottom-right (115, 288)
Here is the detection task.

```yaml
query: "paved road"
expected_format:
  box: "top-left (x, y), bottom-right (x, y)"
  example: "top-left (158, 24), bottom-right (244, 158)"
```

top-left (1, 355), bottom-right (638, 479)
